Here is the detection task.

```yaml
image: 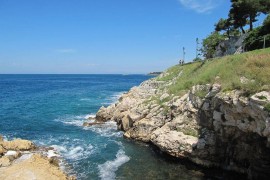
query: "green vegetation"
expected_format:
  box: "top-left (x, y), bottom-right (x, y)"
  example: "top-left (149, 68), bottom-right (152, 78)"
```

top-left (194, 88), bottom-right (209, 99)
top-left (264, 103), bottom-right (270, 112)
top-left (256, 95), bottom-right (267, 100)
top-left (201, 32), bottom-right (226, 59)
top-left (244, 15), bottom-right (270, 51)
top-left (180, 127), bottom-right (198, 137)
top-left (201, 0), bottom-right (270, 58)
top-left (158, 48), bottom-right (270, 96)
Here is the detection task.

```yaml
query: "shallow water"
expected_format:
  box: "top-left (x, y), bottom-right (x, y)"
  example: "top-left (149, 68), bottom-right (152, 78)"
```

top-left (0, 74), bottom-right (245, 179)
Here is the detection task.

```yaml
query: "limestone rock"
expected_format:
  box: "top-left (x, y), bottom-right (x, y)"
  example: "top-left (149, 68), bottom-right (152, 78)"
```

top-left (95, 75), bottom-right (270, 179)
top-left (0, 154), bottom-right (72, 180)
top-left (251, 91), bottom-right (270, 105)
top-left (1, 139), bottom-right (35, 151)
top-left (160, 93), bottom-right (170, 101)
top-left (0, 145), bottom-right (6, 156)
top-left (206, 84), bottom-right (221, 98)
top-left (151, 126), bottom-right (198, 157)
top-left (0, 156), bottom-right (12, 167)
top-left (122, 115), bottom-right (133, 131)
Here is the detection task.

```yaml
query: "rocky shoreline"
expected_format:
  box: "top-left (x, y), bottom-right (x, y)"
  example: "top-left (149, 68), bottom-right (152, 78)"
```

top-left (0, 135), bottom-right (75, 180)
top-left (90, 73), bottom-right (270, 179)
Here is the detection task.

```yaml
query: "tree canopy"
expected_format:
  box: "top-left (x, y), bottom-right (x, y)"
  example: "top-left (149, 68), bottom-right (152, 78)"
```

top-left (216, 0), bottom-right (270, 34)
top-left (201, 0), bottom-right (270, 59)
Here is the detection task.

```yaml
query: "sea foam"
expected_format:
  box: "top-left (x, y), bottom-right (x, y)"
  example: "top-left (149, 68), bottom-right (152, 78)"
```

top-left (84, 121), bottom-right (123, 138)
top-left (98, 149), bottom-right (130, 180)
top-left (51, 144), bottom-right (94, 161)
top-left (56, 113), bottom-right (95, 127)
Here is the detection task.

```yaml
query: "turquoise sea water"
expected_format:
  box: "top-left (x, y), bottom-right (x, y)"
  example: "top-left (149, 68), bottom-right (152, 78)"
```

top-left (0, 74), bottom-right (245, 180)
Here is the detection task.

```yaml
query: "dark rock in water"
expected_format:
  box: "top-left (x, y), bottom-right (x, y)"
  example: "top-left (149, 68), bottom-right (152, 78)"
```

top-left (83, 121), bottom-right (104, 127)
top-left (49, 157), bottom-right (60, 167)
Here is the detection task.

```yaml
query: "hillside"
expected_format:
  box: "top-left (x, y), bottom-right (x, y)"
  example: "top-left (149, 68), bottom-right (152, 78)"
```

top-left (93, 48), bottom-right (270, 179)
top-left (159, 48), bottom-right (270, 96)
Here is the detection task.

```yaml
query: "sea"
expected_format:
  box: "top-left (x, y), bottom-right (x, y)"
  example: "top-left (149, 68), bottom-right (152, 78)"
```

top-left (0, 74), bottom-right (245, 180)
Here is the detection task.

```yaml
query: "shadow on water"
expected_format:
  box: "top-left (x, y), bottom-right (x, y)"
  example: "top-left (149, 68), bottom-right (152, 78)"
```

top-left (117, 139), bottom-right (247, 180)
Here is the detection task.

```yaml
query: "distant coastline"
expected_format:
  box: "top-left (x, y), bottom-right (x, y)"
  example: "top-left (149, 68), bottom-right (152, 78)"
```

top-left (147, 72), bottom-right (162, 76)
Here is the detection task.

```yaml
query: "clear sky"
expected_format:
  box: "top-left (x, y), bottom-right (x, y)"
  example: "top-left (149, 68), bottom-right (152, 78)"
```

top-left (0, 0), bottom-right (264, 74)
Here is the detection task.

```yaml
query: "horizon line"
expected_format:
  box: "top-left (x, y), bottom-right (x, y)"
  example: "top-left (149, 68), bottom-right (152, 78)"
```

top-left (0, 73), bottom-right (153, 75)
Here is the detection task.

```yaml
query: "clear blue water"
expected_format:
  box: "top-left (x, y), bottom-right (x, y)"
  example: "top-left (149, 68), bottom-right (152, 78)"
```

top-left (0, 74), bottom-right (243, 180)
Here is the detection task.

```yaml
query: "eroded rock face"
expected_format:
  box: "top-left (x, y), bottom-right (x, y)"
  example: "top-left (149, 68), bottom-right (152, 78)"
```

top-left (96, 75), bottom-right (270, 179)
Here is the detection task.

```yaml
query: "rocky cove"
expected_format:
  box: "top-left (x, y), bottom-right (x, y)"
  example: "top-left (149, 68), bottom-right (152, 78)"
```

top-left (1, 50), bottom-right (269, 179)
top-left (89, 53), bottom-right (270, 179)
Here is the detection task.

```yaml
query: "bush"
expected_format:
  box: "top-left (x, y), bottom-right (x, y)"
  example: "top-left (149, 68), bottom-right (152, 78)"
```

top-left (201, 32), bottom-right (226, 59)
top-left (193, 57), bottom-right (202, 62)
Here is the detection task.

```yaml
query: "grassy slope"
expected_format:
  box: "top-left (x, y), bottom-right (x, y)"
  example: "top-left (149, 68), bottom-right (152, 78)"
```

top-left (158, 48), bottom-right (270, 97)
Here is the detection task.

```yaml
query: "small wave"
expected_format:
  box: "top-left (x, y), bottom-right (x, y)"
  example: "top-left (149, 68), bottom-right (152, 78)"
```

top-left (36, 136), bottom-right (95, 177)
top-left (55, 113), bottom-right (95, 127)
top-left (102, 92), bottom-right (125, 105)
top-left (84, 121), bottom-right (123, 138)
top-left (84, 114), bottom-right (95, 119)
top-left (79, 98), bottom-right (92, 102)
top-left (63, 120), bottom-right (83, 127)
top-left (98, 149), bottom-right (130, 180)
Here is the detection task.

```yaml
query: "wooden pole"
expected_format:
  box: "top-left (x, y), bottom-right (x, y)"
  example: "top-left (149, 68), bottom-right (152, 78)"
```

top-left (183, 47), bottom-right (185, 63)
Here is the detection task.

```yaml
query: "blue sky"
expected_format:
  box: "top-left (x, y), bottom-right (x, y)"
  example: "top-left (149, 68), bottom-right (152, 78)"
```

top-left (0, 0), bottom-right (264, 74)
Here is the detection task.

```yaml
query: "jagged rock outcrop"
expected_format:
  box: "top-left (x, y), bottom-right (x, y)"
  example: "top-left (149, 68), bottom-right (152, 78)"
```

top-left (95, 73), bottom-right (270, 179)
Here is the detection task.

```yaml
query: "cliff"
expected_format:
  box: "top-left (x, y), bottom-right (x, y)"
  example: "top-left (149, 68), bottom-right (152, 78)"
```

top-left (94, 48), bottom-right (270, 179)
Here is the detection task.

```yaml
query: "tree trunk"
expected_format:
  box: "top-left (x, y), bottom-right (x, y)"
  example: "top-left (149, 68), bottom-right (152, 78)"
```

top-left (240, 26), bottom-right (245, 34)
top-left (250, 15), bottom-right (253, 31)
top-left (227, 29), bottom-right (230, 39)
